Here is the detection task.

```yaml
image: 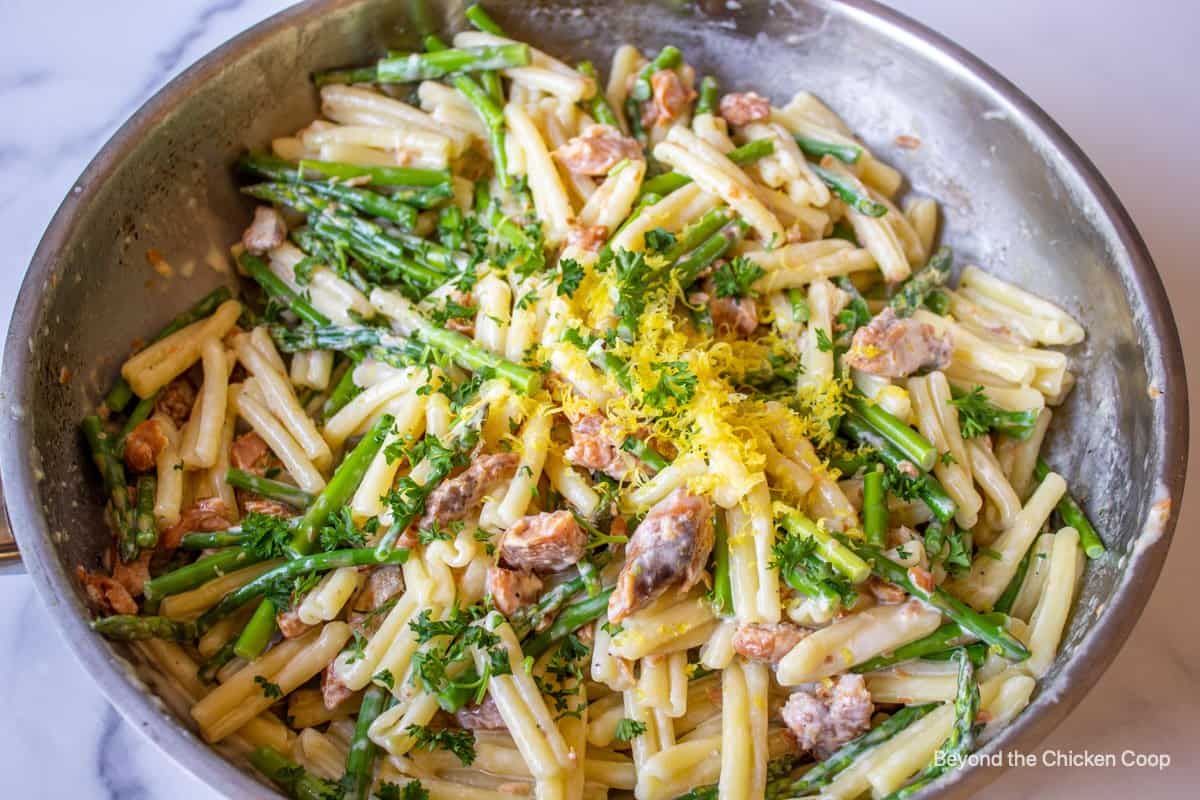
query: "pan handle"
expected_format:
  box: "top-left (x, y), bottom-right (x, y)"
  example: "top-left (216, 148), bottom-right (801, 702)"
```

top-left (0, 473), bottom-right (24, 576)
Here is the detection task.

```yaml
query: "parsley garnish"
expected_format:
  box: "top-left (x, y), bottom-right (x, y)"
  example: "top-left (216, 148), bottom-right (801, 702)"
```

top-left (375, 781), bottom-right (429, 800)
top-left (317, 507), bottom-right (367, 552)
top-left (614, 718), bottom-right (648, 742)
top-left (643, 227), bottom-right (676, 254)
top-left (344, 630), bottom-right (369, 664)
top-left (254, 675), bottom-right (282, 699)
top-left (557, 257), bottom-right (584, 297)
top-left (405, 725), bottom-right (476, 766)
top-left (814, 327), bottom-right (834, 353)
top-left (711, 255), bottom-right (764, 299)
top-left (644, 360), bottom-right (697, 409)
top-left (951, 386), bottom-right (1039, 440)
top-left (242, 512), bottom-right (294, 560)
top-left (429, 298), bottom-right (476, 329)
top-left (373, 668), bottom-right (395, 690)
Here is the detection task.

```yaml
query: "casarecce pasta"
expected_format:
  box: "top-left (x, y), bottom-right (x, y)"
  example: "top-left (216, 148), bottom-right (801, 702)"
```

top-left (78, 6), bottom-right (1105, 799)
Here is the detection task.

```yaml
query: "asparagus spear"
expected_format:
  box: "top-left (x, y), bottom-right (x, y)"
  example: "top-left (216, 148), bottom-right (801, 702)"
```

top-left (673, 218), bottom-right (750, 288)
top-left (695, 75), bottom-right (719, 116)
top-left (777, 509), bottom-right (871, 583)
top-left (862, 466), bottom-right (888, 548)
top-left (178, 530), bottom-right (256, 550)
top-left (238, 154), bottom-right (420, 226)
top-left (849, 540), bottom-right (1031, 661)
top-left (344, 685), bottom-right (389, 800)
top-left (993, 546), bottom-right (1033, 615)
top-left (847, 397), bottom-right (938, 471)
top-left (577, 61), bottom-right (620, 127)
top-left (425, 34), bottom-right (510, 188)
top-left (811, 163), bottom-right (888, 217)
top-left (249, 746), bottom-right (341, 800)
top-left (851, 615), bottom-right (1002, 673)
top-left (143, 548), bottom-right (265, 613)
top-left (292, 413), bottom-right (395, 554)
top-left (620, 436), bottom-right (670, 472)
top-left (374, 411), bottom-right (485, 556)
top-left (315, 44), bottom-right (531, 86)
top-left (116, 393), bottom-right (158, 453)
top-left (766, 703), bottom-right (939, 796)
top-left (225, 468), bottom-right (314, 509)
top-left (237, 252), bottom-right (330, 327)
top-left (794, 135), bottom-right (863, 164)
top-left (1033, 459), bottom-right (1105, 558)
top-left (521, 588), bottom-right (613, 660)
top-left (198, 639), bottom-right (237, 684)
top-left (890, 246), bottom-right (953, 317)
top-left (323, 359), bottom-right (363, 420)
top-left (922, 641), bottom-right (988, 668)
top-left (465, 3), bottom-right (505, 34)
top-left (297, 158), bottom-right (450, 188)
top-left (639, 138), bottom-right (775, 198)
top-left (102, 286), bottom-right (234, 413)
top-left (133, 475), bottom-right (158, 549)
top-left (81, 415), bottom-right (138, 562)
top-left (233, 599), bottom-right (277, 660)
top-left (883, 649), bottom-right (979, 800)
top-left (710, 512), bottom-right (733, 616)
top-left (196, 547), bottom-right (409, 633)
top-left (91, 615), bottom-right (198, 641)
top-left (508, 561), bottom-right (603, 637)
top-left (840, 413), bottom-right (957, 522)
top-left (663, 207), bottom-right (733, 264)
top-left (625, 45), bottom-right (683, 142)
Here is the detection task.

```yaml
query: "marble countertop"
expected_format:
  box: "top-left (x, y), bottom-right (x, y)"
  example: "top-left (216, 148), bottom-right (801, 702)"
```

top-left (0, 1), bottom-right (1196, 796)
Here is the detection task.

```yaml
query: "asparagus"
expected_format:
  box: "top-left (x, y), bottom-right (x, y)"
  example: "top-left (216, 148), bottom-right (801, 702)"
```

top-left (1034, 459), bottom-right (1106, 558)
top-left (620, 436), bottom-right (670, 472)
top-left (237, 252), bottom-right (330, 327)
top-left (233, 598), bottom-right (277, 660)
top-left (847, 397), bottom-right (938, 471)
top-left (296, 158), bottom-right (451, 188)
top-left (116, 393), bottom-right (158, 453)
top-left (143, 548), bottom-right (265, 613)
top-left (767, 703), bottom-right (939, 796)
top-left (508, 562), bottom-right (601, 637)
top-left (577, 61), bottom-right (620, 127)
top-left (242, 183), bottom-right (449, 288)
top-left (626, 45), bottom-right (683, 141)
top-left (924, 288), bottom-right (951, 315)
top-left (862, 467), bottom-right (888, 548)
top-left (133, 475), bottom-right (158, 549)
top-left (91, 615), bottom-right (198, 641)
top-left (851, 615), bottom-right (1002, 673)
top-left (464, 3), bottom-right (505, 34)
top-left (849, 540), bottom-right (1031, 661)
top-left (198, 640), bottom-right (237, 684)
top-left (883, 649), bottom-right (978, 800)
top-left (225, 468), bottom-right (314, 509)
top-left (890, 246), bottom-right (953, 317)
top-left (522, 588), bottom-right (613, 660)
top-left (81, 415), bottom-right (138, 562)
top-left (923, 641), bottom-right (988, 668)
top-left (323, 359), bottom-right (362, 420)
top-left (778, 509), bottom-right (871, 583)
top-left (374, 411), bottom-right (484, 555)
top-left (794, 135), bottom-right (863, 164)
top-left (993, 545), bottom-right (1032, 615)
top-left (239, 154), bottom-right (419, 226)
top-left (639, 138), bottom-right (775, 199)
top-left (710, 512), bottom-right (733, 616)
top-left (292, 413), bottom-right (395, 554)
top-left (102, 286), bottom-right (234, 413)
top-left (425, 34), bottom-right (510, 189)
top-left (315, 44), bottom-right (531, 86)
top-left (778, 552), bottom-right (845, 607)
top-left (196, 547), bottom-right (409, 633)
top-left (249, 746), bottom-right (341, 800)
top-left (811, 163), bottom-right (888, 217)
top-left (787, 287), bottom-right (811, 322)
top-left (673, 218), bottom-right (750, 288)
top-left (344, 685), bottom-right (389, 800)
top-left (663, 207), bottom-right (733, 264)
top-left (179, 530), bottom-right (257, 550)
top-left (840, 414), bottom-right (957, 522)
top-left (695, 75), bottom-right (719, 116)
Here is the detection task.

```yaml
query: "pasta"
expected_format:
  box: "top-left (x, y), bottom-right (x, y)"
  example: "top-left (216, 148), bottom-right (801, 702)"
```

top-left (78, 18), bottom-right (1105, 800)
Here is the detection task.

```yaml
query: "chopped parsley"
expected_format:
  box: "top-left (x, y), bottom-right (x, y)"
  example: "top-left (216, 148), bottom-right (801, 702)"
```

top-left (557, 257), bottom-right (584, 297)
top-left (254, 675), bottom-right (282, 699)
top-left (375, 781), bottom-right (429, 800)
top-left (711, 255), bottom-right (764, 299)
top-left (814, 326), bottom-right (834, 353)
top-left (405, 724), bottom-right (476, 766)
top-left (951, 386), bottom-right (1039, 440)
top-left (317, 507), bottom-right (367, 552)
top-left (643, 227), bottom-right (676, 254)
top-left (644, 360), bottom-right (697, 410)
top-left (614, 718), bottom-right (648, 742)
top-left (242, 512), bottom-right (294, 560)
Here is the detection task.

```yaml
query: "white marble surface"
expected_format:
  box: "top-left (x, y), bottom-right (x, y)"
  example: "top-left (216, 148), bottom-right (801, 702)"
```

top-left (0, 0), bottom-right (1197, 797)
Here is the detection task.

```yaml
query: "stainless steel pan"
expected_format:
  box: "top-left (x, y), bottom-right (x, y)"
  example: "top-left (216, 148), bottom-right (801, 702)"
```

top-left (0, 0), bottom-right (1187, 796)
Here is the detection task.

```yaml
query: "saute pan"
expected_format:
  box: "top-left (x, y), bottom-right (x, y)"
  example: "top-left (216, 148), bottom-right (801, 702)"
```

top-left (0, 0), bottom-right (1187, 796)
